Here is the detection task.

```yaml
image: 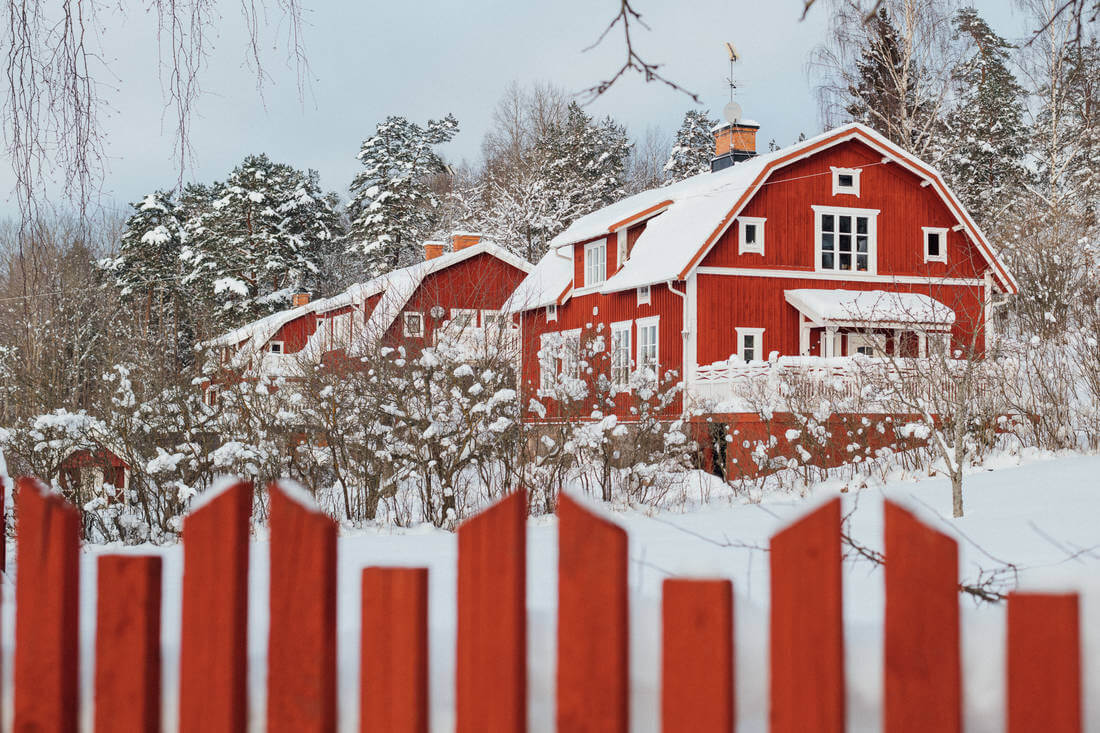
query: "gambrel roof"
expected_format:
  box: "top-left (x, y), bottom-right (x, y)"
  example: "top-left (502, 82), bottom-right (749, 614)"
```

top-left (511, 122), bottom-right (1017, 312)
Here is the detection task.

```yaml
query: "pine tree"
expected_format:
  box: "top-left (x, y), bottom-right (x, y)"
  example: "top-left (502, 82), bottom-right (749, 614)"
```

top-left (1061, 39), bottom-right (1100, 224)
top-left (942, 7), bottom-right (1029, 226)
top-left (663, 110), bottom-right (718, 183)
top-left (542, 102), bottom-right (631, 223)
top-left (346, 115), bottom-right (459, 276)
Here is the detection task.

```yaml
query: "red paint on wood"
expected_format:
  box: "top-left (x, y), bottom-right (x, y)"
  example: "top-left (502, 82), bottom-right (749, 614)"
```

top-left (769, 497), bottom-right (844, 733)
top-left (179, 481), bottom-right (252, 733)
top-left (95, 555), bottom-right (162, 733)
top-left (661, 579), bottom-right (734, 733)
top-left (455, 491), bottom-right (527, 733)
top-left (267, 483), bottom-right (338, 733)
top-left (13, 476), bottom-right (81, 733)
top-left (362, 567), bottom-right (430, 733)
top-left (557, 494), bottom-right (629, 732)
top-left (1007, 592), bottom-right (1081, 733)
top-left (883, 500), bottom-right (960, 733)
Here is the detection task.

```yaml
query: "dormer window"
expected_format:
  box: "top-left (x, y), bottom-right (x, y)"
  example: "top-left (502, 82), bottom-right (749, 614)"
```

top-left (737, 217), bottom-right (766, 255)
top-left (831, 167), bottom-right (861, 197)
top-left (923, 227), bottom-right (948, 264)
top-left (584, 241), bottom-right (607, 286)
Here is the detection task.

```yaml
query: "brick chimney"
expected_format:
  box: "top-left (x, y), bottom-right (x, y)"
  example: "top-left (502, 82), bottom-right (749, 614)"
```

top-left (452, 232), bottom-right (482, 251)
top-left (424, 241), bottom-right (445, 260)
top-left (711, 120), bottom-right (760, 172)
top-left (292, 292), bottom-right (311, 307)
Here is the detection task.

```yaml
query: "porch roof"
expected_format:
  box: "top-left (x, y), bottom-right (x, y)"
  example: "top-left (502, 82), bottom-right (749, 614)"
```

top-left (784, 289), bottom-right (956, 330)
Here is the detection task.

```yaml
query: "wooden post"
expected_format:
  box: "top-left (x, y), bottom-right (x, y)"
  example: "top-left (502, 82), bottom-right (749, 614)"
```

top-left (455, 491), bottom-right (526, 733)
top-left (13, 477), bottom-right (82, 733)
top-left (1007, 592), bottom-right (1081, 733)
top-left (267, 483), bottom-right (338, 733)
top-left (557, 494), bottom-right (629, 732)
top-left (769, 497), bottom-right (844, 733)
top-left (95, 555), bottom-right (163, 733)
top-left (362, 567), bottom-right (430, 733)
top-left (883, 501), bottom-right (960, 733)
top-left (179, 481), bottom-right (252, 733)
top-left (661, 579), bottom-right (734, 733)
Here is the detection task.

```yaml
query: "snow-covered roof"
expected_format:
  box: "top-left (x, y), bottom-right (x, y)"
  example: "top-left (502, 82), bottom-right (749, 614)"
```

top-left (504, 247), bottom-right (573, 312)
top-left (208, 240), bottom-right (532, 365)
top-left (784, 289), bottom-right (956, 329)
top-left (514, 122), bottom-right (1017, 309)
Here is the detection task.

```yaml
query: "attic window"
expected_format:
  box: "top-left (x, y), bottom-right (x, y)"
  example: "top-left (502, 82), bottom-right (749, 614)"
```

top-left (831, 167), bottom-right (861, 196)
top-left (923, 227), bottom-right (948, 264)
top-left (269, 341), bottom-right (284, 354)
top-left (546, 303), bottom-right (558, 322)
top-left (403, 311), bottom-right (424, 338)
top-left (737, 217), bottom-right (766, 255)
top-left (637, 284), bottom-right (651, 305)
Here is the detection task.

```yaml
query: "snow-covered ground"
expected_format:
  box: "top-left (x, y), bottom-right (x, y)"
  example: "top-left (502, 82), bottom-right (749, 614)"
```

top-left (3, 451), bottom-right (1100, 732)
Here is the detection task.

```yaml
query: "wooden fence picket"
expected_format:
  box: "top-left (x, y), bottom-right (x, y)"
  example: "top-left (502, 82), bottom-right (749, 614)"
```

top-left (1006, 592), bottom-right (1081, 733)
top-left (13, 477), bottom-right (81, 733)
top-left (883, 500), bottom-right (961, 733)
top-left (661, 578), bottom-right (734, 733)
top-left (267, 483), bottom-right (338, 733)
top-left (557, 494), bottom-right (629, 733)
top-left (95, 555), bottom-right (163, 733)
top-left (769, 497), bottom-right (844, 733)
top-left (178, 481), bottom-right (253, 733)
top-left (455, 490), bottom-right (527, 733)
top-left (361, 567), bottom-right (430, 733)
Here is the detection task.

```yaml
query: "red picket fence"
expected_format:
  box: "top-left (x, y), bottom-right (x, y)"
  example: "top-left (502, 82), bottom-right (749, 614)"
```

top-left (5, 476), bottom-right (1085, 732)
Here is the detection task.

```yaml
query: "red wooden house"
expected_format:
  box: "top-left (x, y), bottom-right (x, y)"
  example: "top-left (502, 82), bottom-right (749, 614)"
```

top-left (206, 233), bottom-right (531, 396)
top-left (510, 120), bottom-right (1017, 444)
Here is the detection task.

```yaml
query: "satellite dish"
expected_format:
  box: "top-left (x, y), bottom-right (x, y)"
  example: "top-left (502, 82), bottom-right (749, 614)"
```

top-left (723, 101), bottom-right (743, 124)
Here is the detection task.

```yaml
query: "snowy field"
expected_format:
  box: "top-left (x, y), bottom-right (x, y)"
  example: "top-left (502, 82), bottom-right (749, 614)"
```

top-left (3, 451), bottom-right (1100, 732)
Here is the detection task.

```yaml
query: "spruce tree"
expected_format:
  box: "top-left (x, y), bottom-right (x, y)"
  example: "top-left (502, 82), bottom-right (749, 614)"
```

top-left (664, 110), bottom-right (718, 183)
top-left (346, 115), bottom-right (459, 276)
top-left (542, 102), bottom-right (631, 224)
top-left (943, 7), bottom-right (1029, 226)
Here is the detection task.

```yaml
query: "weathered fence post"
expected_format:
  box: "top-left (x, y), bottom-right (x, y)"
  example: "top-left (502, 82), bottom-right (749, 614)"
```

top-left (267, 482), bottom-right (338, 733)
top-left (455, 490), bottom-right (526, 733)
top-left (1006, 592), bottom-right (1081, 733)
top-left (95, 555), bottom-right (163, 733)
top-left (661, 578), bottom-right (734, 733)
top-left (362, 567), bottom-right (430, 733)
top-left (557, 493), bottom-right (629, 732)
top-left (13, 476), bottom-right (81, 733)
top-left (179, 480), bottom-right (252, 733)
top-left (769, 497), bottom-right (844, 733)
top-left (884, 500), bottom-right (960, 733)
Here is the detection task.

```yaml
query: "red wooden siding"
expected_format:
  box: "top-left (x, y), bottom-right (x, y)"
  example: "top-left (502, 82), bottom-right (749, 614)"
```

top-left (1007, 592), bottom-right (1082, 733)
top-left (701, 139), bottom-right (988, 280)
top-left (695, 273), bottom-right (986, 365)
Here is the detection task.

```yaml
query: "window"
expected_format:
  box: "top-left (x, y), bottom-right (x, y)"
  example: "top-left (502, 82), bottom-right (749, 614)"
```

top-left (584, 241), bottom-right (607, 286)
top-left (814, 206), bottom-right (878, 274)
top-left (402, 312), bottom-right (424, 338)
top-left (204, 385), bottom-right (219, 406)
top-left (269, 341), bottom-right (284, 354)
top-left (610, 321), bottom-right (631, 391)
top-left (450, 308), bottom-right (477, 330)
top-left (538, 334), bottom-right (556, 392)
top-left (923, 226), bottom-right (948, 264)
top-left (738, 217), bottom-right (766, 255)
top-left (616, 229), bottom-right (628, 269)
top-left (546, 303), bottom-right (557, 322)
top-left (636, 316), bottom-right (659, 376)
top-left (562, 329), bottom-right (582, 379)
top-left (847, 333), bottom-right (886, 357)
top-left (736, 327), bottom-right (765, 363)
top-left (831, 166), bottom-right (861, 196)
top-left (481, 310), bottom-right (509, 332)
top-left (636, 284), bottom-right (651, 305)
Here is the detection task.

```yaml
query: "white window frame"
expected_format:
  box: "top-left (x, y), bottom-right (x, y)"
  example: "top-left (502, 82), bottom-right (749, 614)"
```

top-left (737, 216), bottom-right (766, 255)
top-left (636, 284), bottom-right (651, 305)
top-left (204, 385), bottom-right (219, 406)
top-left (846, 332), bottom-right (887, 357)
top-left (584, 241), bottom-right (607, 286)
top-left (481, 309), bottom-right (509, 332)
top-left (402, 311), bottom-right (424, 338)
top-left (269, 340), bottom-right (284, 354)
top-left (450, 308), bottom-right (477, 330)
top-left (538, 333), bottom-right (556, 393)
top-left (616, 229), bottom-right (628, 269)
top-left (636, 315), bottom-right (660, 377)
top-left (610, 320), bottom-right (632, 392)
top-left (561, 328), bottom-right (582, 379)
top-left (831, 166), bottom-right (861, 196)
top-left (735, 327), bottom-right (765, 363)
top-left (812, 205), bottom-right (879, 276)
top-left (922, 226), bottom-right (949, 264)
top-left (546, 303), bottom-right (557, 322)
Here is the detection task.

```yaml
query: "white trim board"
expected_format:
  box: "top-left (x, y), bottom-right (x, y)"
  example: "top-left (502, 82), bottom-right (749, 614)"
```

top-left (695, 266), bottom-right (984, 287)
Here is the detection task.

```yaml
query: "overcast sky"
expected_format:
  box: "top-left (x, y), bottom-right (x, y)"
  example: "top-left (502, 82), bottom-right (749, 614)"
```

top-left (2, 0), bottom-right (1032, 217)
